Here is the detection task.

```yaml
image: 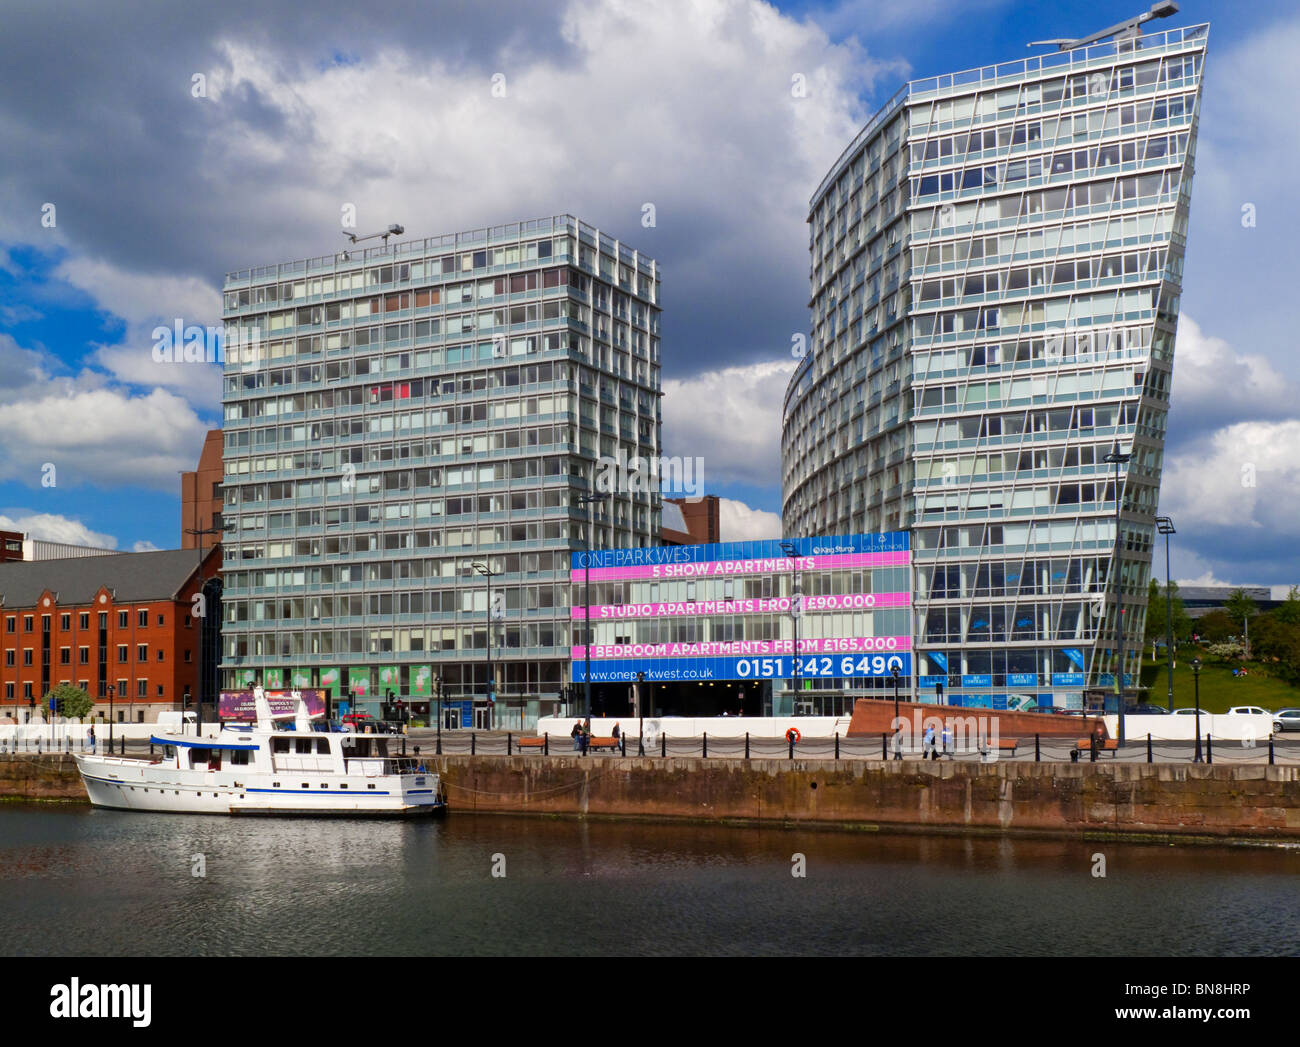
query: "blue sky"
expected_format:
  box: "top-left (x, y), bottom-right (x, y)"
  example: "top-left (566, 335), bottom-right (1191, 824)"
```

top-left (0, 0), bottom-right (1297, 583)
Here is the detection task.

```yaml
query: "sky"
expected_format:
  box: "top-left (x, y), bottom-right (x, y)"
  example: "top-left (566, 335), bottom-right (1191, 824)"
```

top-left (0, 0), bottom-right (1296, 585)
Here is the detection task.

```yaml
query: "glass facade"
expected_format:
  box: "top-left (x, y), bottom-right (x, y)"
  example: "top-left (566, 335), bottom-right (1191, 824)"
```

top-left (219, 215), bottom-right (661, 725)
top-left (783, 24), bottom-right (1208, 710)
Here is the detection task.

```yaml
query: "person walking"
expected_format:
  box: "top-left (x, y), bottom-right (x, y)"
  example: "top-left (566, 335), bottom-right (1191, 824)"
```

top-left (571, 720), bottom-right (583, 752)
top-left (580, 717), bottom-right (592, 756)
top-left (892, 726), bottom-right (904, 761)
top-left (87, 725), bottom-right (96, 755)
top-left (941, 724), bottom-right (953, 759)
top-left (922, 724), bottom-right (935, 760)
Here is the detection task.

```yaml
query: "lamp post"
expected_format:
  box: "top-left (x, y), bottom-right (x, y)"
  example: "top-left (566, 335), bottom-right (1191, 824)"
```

top-left (577, 493), bottom-right (606, 719)
top-left (1155, 516), bottom-right (1176, 712)
top-left (1103, 441), bottom-right (1132, 746)
top-left (472, 562), bottom-right (498, 728)
top-left (1191, 656), bottom-right (1203, 763)
top-left (891, 663), bottom-right (901, 727)
top-left (780, 540), bottom-right (802, 717)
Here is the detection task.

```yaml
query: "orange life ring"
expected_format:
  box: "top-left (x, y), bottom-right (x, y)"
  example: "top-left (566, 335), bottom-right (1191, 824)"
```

top-left (785, 727), bottom-right (801, 744)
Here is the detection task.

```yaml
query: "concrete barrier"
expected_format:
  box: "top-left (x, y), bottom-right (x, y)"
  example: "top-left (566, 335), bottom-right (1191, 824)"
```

top-left (535, 715), bottom-right (853, 739)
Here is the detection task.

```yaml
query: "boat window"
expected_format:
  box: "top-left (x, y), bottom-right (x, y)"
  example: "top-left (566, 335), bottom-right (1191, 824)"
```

top-left (163, 746), bottom-right (175, 759)
top-left (295, 738), bottom-right (312, 754)
top-left (231, 750), bottom-right (250, 766)
top-left (190, 748), bottom-right (211, 765)
top-left (315, 738), bottom-right (331, 754)
top-left (272, 738), bottom-right (291, 753)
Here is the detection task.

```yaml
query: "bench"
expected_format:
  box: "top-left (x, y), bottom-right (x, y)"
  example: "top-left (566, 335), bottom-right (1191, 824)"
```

top-left (587, 736), bottom-right (621, 752)
top-left (1076, 736), bottom-right (1119, 756)
top-left (516, 736), bottom-right (547, 752)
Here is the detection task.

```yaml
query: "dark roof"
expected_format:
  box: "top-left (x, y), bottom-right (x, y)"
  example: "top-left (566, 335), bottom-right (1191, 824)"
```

top-left (0, 549), bottom-right (203, 608)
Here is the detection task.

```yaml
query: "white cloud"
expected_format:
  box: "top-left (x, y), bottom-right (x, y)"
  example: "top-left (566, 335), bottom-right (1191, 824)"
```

top-left (0, 512), bottom-right (117, 549)
top-left (0, 385), bottom-right (210, 492)
top-left (663, 359), bottom-right (796, 488)
top-left (718, 497), bottom-right (783, 542)
top-left (131, 540), bottom-right (160, 552)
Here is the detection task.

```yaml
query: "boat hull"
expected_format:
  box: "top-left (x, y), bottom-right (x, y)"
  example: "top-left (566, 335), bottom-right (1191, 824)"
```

top-left (74, 754), bottom-right (446, 817)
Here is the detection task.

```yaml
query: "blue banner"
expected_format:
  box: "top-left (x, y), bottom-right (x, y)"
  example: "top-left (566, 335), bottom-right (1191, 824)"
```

top-left (572, 531), bottom-right (910, 570)
top-left (962, 674), bottom-right (993, 687)
top-left (573, 652), bottom-right (911, 684)
top-left (1051, 672), bottom-right (1086, 686)
top-left (1007, 672), bottom-right (1038, 687)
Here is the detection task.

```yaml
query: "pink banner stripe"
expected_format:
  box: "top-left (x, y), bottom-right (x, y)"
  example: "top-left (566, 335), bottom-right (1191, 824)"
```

top-left (569, 550), bottom-right (911, 583)
top-left (572, 636), bottom-right (912, 660)
top-left (571, 591), bottom-right (911, 619)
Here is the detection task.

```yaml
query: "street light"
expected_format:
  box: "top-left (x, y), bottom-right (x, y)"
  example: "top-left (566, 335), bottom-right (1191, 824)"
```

top-left (891, 663), bottom-right (902, 727)
top-left (780, 540), bottom-right (802, 717)
top-left (1155, 516), bottom-right (1176, 712)
top-left (1103, 441), bottom-right (1132, 747)
top-left (1190, 656), bottom-right (1203, 763)
top-left (577, 493), bottom-right (606, 719)
top-left (473, 561), bottom-right (498, 728)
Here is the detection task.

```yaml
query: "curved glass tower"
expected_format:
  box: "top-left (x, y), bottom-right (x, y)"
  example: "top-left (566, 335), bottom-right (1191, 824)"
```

top-left (783, 23), bottom-right (1208, 711)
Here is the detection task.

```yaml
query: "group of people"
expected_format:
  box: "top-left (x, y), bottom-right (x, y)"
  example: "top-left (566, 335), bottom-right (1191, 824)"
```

top-left (570, 719), bottom-right (620, 755)
top-left (891, 723), bottom-right (954, 760)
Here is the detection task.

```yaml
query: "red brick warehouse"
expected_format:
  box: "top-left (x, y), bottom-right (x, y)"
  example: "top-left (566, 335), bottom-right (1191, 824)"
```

top-left (0, 548), bottom-right (219, 724)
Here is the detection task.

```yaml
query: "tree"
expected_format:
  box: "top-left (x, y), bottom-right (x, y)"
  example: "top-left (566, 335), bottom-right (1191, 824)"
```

top-left (1146, 578), bottom-right (1191, 646)
top-left (1251, 614), bottom-right (1300, 686)
top-left (44, 683), bottom-right (93, 721)
top-left (1223, 588), bottom-right (1258, 629)
top-left (1274, 586), bottom-right (1300, 626)
top-left (1193, 610), bottom-right (1235, 645)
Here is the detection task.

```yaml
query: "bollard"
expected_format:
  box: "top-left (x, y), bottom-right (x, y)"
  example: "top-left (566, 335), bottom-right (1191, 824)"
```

top-left (1035, 734), bottom-right (1040, 762)
top-left (1090, 735), bottom-right (1098, 763)
top-left (1206, 734), bottom-right (1212, 764)
top-left (436, 731), bottom-right (442, 756)
top-left (507, 732), bottom-right (512, 756)
top-left (544, 732), bottom-right (549, 756)
top-left (1147, 734), bottom-right (1152, 763)
top-left (788, 737), bottom-right (794, 760)
top-left (1269, 736), bottom-right (1275, 766)
top-left (744, 732), bottom-right (750, 760)
top-left (120, 735), bottom-right (125, 756)
top-left (620, 735), bottom-right (626, 757)
top-left (881, 733), bottom-right (887, 760)
top-left (471, 732), bottom-right (476, 756)
top-left (661, 732), bottom-right (666, 758)
top-left (835, 732), bottom-right (840, 760)
top-left (702, 732), bottom-right (707, 759)
top-left (638, 733), bottom-right (644, 757)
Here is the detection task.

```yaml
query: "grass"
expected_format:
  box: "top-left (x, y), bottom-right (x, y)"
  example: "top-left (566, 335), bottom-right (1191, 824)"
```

top-left (1137, 651), bottom-right (1300, 714)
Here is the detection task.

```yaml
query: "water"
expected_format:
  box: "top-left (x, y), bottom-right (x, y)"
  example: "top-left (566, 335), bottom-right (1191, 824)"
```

top-left (2, 803), bottom-right (1297, 956)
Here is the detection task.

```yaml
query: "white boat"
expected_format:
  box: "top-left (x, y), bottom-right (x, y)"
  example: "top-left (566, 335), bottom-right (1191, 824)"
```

top-left (73, 686), bottom-right (445, 817)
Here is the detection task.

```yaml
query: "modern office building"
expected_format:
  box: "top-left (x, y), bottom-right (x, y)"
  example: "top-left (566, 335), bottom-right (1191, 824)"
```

top-left (783, 21), bottom-right (1208, 710)
top-left (219, 215), bottom-right (661, 728)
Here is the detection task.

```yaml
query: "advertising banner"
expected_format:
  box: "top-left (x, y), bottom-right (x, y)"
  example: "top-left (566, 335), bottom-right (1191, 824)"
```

top-left (348, 668), bottom-right (371, 696)
top-left (263, 668), bottom-right (284, 689)
top-left (378, 665), bottom-right (400, 691)
top-left (218, 688), bottom-right (326, 720)
top-left (291, 668), bottom-right (312, 688)
top-left (574, 652), bottom-right (911, 684)
top-left (319, 668), bottom-right (340, 693)
top-left (410, 665), bottom-right (433, 696)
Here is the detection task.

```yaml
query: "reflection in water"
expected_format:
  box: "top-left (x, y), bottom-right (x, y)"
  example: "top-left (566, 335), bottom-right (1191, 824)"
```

top-left (1, 804), bottom-right (1297, 956)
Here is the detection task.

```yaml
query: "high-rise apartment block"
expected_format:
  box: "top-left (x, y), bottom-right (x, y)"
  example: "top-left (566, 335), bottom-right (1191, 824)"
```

top-left (219, 215), bottom-right (661, 724)
top-left (783, 23), bottom-right (1208, 709)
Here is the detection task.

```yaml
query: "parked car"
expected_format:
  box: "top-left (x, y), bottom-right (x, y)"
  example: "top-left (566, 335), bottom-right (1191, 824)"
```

top-left (1227, 706), bottom-right (1270, 717)
top-left (1124, 703), bottom-right (1168, 715)
top-left (1271, 709), bottom-right (1300, 733)
top-left (1170, 708), bottom-right (1203, 716)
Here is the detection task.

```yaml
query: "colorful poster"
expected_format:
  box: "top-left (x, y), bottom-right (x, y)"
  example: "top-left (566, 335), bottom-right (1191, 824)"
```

top-left (291, 668), bottom-right (312, 688)
top-left (218, 688), bottom-right (326, 720)
top-left (263, 668), bottom-right (284, 689)
top-left (236, 669), bottom-right (257, 687)
top-left (348, 668), bottom-right (371, 696)
top-left (319, 668), bottom-right (340, 693)
top-left (378, 665), bottom-right (400, 691)
top-left (411, 665), bottom-right (433, 696)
